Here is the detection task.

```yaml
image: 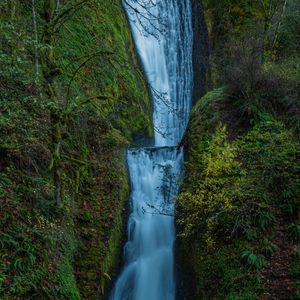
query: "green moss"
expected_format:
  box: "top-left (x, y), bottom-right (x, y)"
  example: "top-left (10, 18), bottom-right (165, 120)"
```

top-left (42, 234), bottom-right (80, 300)
top-left (189, 87), bottom-right (224, 135)
top-left (74, 148), bottom-right (130, 299)
top-left (0, 0), bottom-right (153, 299)
top-left (55, 0), bottom-right (153, 141)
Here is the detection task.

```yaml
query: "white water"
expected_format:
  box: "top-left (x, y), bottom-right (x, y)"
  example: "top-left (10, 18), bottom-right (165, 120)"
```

top-left (110, 1), bottom-right (193, 299)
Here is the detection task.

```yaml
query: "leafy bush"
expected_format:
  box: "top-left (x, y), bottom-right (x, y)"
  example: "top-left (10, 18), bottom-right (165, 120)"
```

top-left (177, 91), bottom-right (300, 299)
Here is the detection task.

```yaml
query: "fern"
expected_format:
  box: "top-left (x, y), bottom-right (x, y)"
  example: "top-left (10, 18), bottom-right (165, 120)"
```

top-left (260, 239), bottom-right (276, 256)
top-left (289, 224), bottom-right (300, 242)
top-left (241, 250), bottom-right (266, 271)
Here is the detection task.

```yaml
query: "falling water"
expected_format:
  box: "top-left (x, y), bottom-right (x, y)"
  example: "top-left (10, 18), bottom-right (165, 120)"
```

top-left (110, 0), bottom-right (193, 299)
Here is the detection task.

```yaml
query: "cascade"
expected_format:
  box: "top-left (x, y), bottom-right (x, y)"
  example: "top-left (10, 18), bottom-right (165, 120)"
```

top-left (110, 1), bottom-right (193, 299)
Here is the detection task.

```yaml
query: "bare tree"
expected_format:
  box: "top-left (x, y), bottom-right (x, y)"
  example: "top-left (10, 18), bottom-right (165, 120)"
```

top-left (258, 0), bottom-right (289, 49)
top-left (31, 0), bottom-right (39, 79)
top-left (271, 0), bottom-right (287, 49)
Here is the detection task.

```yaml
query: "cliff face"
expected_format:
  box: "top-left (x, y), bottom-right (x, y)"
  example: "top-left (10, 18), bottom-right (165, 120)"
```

top-left (190, 0), bottom-right (210, 104)
top-left (0, 1), bottom-right (152, 299)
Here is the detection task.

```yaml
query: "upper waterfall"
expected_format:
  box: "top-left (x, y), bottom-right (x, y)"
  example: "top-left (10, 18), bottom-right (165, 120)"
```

top-left (126, 0), bottom-right (193, 146)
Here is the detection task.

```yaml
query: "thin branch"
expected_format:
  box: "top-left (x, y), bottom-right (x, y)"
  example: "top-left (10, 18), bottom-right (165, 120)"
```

top-left (142, 205), bottom-right (174, 217)
top-left (123, 0), bottom-right (167, 39)
top-left (66, 50), bottom-right (114, 101)
top-left (52, 0), bottom-right (91, 33)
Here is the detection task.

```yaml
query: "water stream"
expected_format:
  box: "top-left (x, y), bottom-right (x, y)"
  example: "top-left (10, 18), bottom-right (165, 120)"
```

top-left (110, 1), bottom-right (193, 299)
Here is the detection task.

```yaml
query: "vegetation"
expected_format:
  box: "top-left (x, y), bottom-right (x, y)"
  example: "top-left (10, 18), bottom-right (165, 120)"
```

top-left (1, 0), bottom-right (300, 299)
top-left (176, 0), bottom-right (300, 299)
top-left (0, 0), bottom-right (152, 299)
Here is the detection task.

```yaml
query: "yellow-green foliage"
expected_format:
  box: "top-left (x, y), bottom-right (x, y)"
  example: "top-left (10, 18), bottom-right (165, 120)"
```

top-left (178, 126), bottom-right (241, 246)
top-left (176, 89), bottom-right (300, 299)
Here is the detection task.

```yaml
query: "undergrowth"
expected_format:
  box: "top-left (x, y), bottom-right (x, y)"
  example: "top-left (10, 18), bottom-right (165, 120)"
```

top-left (177, 87), bottom-right (300, 299)
top-left (0, 0), bottom-right (152, 299)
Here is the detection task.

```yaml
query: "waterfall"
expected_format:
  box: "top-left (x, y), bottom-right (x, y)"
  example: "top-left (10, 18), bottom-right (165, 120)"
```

top-left (110, 1), bottom-right (193, 299)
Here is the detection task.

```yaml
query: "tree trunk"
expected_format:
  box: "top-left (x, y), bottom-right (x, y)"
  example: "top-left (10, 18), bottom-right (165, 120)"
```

top-left (41, 0), bottom-right (64, 207)
top-left (272, 0), bottom-right (288, 49)
top-left (31, 0), bottom-right (39, 79)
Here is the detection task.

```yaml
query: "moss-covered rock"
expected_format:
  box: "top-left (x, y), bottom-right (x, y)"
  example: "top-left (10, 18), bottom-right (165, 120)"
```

top-left (0, 0), bottom-right (152, 299)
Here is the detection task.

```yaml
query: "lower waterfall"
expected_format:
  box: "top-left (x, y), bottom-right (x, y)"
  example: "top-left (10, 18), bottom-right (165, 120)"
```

top-left (110, 1), bottom-right (193, 299)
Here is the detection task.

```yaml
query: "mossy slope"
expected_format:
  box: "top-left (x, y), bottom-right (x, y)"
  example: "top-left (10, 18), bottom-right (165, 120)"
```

top-left (176, 88), bottom-right (300, 300)
top-left (176, 1), bottom-right (300, 298)
top-left (0, 0), bottom-right (152, 299)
